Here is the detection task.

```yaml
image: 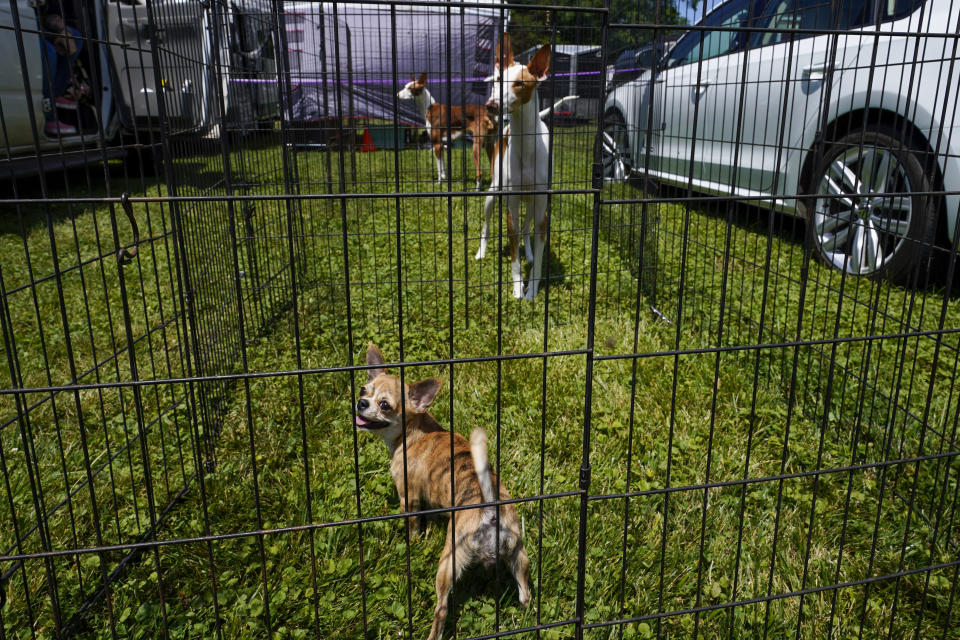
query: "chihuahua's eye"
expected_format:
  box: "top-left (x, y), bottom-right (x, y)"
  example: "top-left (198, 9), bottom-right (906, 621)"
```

top-left (359, 386), bottom-right (367, 396)
top-left (379, 400), bottom-right (391, 412)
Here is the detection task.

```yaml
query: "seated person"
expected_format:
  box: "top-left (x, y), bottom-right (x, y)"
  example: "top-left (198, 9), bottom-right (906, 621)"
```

top-left (38, 0), bottom-right (87, 136)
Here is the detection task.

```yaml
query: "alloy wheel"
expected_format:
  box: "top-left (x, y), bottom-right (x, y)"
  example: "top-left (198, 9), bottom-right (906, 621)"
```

top-left (811, 145), bottom-right (914, 276)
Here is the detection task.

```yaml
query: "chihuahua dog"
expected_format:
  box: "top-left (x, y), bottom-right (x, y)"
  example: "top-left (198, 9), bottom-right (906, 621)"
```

top-left (355, 344), bottom-right (531, 640)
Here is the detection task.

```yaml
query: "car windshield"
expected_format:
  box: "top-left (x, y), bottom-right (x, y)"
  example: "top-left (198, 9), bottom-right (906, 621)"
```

top-left (665, 0), bottom-right (760, 67)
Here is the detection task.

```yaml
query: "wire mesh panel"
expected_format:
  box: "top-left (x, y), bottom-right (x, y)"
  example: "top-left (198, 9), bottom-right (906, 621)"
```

top-left (1, 0), bottom-right (958, 639)
top-left (601, 0), bottom-right (960, 637)
top-left (0, 0), bottom-right (210, 635)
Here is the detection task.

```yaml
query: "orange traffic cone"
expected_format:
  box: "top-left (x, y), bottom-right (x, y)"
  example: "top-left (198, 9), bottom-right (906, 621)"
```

top-left (360, 128), bottom-right (376, 152)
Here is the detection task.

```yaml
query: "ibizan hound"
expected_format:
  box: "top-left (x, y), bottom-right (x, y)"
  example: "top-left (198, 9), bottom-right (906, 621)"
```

top-left (397, 74), bottom-right (496, 189)
top-left (475, 36), bottom-right (552, 300)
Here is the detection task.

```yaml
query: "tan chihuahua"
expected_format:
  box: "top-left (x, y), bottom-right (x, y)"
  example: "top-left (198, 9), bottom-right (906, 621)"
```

top-left (354, 344), bottom-right (531, 640)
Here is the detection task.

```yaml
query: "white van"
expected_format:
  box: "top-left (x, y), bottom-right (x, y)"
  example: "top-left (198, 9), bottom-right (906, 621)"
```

top-left (0, 0), bottom-right (277, 176)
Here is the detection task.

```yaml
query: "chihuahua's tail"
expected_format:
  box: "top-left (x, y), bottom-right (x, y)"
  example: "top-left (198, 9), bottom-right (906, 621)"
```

top-left (470, 428), bottom-right (497, 505)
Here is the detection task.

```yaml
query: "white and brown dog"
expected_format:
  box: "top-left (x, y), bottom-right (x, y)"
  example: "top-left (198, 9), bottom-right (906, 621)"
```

top-left (355, 344), bottom-right (531, 640)
top-left (397, 73), bottom-right (497, 189)
top-left (475, 36), bottom-right (552, 300)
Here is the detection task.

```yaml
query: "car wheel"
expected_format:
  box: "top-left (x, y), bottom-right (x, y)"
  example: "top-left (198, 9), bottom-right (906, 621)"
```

top-left (601, 109), bottom-right (632, 181)
top-left (806, 126), bottom-right (938, 283)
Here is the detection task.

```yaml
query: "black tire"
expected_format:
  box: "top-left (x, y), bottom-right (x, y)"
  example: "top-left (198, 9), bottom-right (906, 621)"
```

top-left (601, 109), bottom-right (632, 182)
top-left (805, 126), bottom-right (938, 284)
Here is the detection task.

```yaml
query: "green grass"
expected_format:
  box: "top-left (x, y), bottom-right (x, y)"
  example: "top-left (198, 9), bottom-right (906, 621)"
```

top-left (1, 127), bottom-right (958, 639)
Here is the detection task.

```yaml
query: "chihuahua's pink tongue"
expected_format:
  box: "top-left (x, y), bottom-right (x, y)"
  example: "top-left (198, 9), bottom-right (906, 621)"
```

top-left (355, 415), bottom-right (370, 426)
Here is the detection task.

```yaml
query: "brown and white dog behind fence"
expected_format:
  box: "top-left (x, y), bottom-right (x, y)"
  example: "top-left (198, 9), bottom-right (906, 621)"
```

top-left (354, 344), bottom-right (531, 640)
top-left (398, 73), bottom-right (497, 188)
top-left (476, 36), bottom-right (553, 300)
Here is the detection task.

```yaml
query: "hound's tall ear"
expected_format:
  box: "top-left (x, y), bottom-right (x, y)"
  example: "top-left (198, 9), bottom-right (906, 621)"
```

top-left (409, 74), bottom-right (415, 82)
top-left (366, 343), bottom-right (386, 381)
top-left (495, 33), bottom-right (514, 70)
top-left (417, 72), bottom-right (427, 85)
top-left (408, 377), bottom-right (442, 412)
top-left (527, 44), bottom-right (551, 81)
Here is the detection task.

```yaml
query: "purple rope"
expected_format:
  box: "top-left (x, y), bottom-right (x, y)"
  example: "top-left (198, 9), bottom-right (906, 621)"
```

top-left (230, 67), bottom-right (616, 86)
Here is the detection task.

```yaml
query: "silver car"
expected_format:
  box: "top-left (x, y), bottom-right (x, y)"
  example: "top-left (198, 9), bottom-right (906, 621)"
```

top-left (603, 0), bottom-right (960, 282)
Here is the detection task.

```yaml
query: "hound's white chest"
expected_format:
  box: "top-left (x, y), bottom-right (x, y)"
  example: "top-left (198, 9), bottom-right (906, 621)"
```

top-left (505, 139), bottom-right (549, 190)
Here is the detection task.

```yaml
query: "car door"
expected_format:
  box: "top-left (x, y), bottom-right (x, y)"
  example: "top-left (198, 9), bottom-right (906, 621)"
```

top-left (0, 0), bottom-right (45, 151)
top-left (738, 0), bottom-right (872, 198)
top-left (107, 0), bottom-right (222, 131)
top-left (650, 0), bottom-right (754, 186)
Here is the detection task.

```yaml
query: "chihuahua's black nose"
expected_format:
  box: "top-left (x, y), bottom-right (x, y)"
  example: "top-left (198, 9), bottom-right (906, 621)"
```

top-left (356, 398), bottom-right (369, 411)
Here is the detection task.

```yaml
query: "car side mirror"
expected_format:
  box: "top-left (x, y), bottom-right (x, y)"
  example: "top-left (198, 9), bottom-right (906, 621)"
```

top-left (635, 50), bottom-right (656, 69)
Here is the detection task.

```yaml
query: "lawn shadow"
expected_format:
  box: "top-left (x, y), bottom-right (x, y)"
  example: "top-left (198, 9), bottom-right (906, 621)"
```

top-left (0, 160), bottom-right (161, 236)
top-left (657, 182), bottom-right (807, 247)
top-left (445, 559), bottom-right (529, 637)
top-left (539, 245), bottom-right (566, 293)
top-left (661, 183), bottom-right (960, 297)
top-left (494, 243), bottom-right (566, 293)
top-left (379, 502), bottom-right (530, 637)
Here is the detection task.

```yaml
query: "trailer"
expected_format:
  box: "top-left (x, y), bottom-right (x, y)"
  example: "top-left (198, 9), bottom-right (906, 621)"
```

top-left (517, 43), bottom-right (602, 122)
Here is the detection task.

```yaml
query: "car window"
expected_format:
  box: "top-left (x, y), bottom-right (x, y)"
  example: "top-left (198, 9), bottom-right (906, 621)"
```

top-left (635, 45), bottom-right (658, 68)
top-left (748, 0), bottom-right (873, 49)
top-left (666, 0), bottom-right (756, 67)
top-left (882, 0), bottom-right (925, 21)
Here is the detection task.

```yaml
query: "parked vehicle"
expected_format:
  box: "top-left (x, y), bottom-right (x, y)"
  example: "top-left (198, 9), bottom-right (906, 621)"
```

top-left (517, 44), bottom-right (603, 122)
top-left (603, 0), bottom-right (960, 282)
top-left (606, 40), bottom-right (675, 89)
top-left (1, 0), bottom-right (276, 177)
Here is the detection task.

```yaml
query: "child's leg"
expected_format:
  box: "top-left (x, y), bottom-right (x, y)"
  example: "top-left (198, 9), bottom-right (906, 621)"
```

top-left (39, 36), bottom-right (58, 123)
top-left (54, 26), bottom-right (83, 97)
top-left (39, 25), bottom-right (82, 130)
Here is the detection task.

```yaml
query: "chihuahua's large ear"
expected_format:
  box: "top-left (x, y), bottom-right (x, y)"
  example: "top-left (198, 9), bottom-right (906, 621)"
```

top-left (417, 72), bottom-right (427, 85)
top-left (527, 44), bottom-right (551, 81)
top-left (495, 33), bottom-right (514, 70)
top-left (408, 377), bottom-right (442, 412)
top-left (366, 343), bottom-right (386, 380)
